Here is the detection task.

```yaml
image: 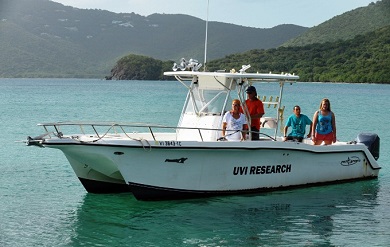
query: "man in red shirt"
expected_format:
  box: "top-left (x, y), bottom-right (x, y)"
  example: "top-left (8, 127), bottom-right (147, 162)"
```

top-left (245, 86), bottom-right (265, 140)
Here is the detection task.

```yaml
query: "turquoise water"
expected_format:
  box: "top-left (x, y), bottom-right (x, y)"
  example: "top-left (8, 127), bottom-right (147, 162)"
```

top-left (1, 79), bottom-right (389, 246)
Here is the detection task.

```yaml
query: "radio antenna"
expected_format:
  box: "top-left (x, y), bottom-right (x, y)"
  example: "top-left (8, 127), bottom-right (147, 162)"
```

top-left (203, 0), bottom-right (209, 71)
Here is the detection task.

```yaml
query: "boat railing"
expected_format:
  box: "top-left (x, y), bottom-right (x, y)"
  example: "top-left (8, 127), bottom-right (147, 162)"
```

top-left (33, 122), bottom-right (276, 143)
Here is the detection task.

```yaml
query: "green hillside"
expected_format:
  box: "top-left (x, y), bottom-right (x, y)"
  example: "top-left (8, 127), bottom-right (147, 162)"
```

top-left (283, 0), bottom-right (390, 47)
top-left (0, 21), bottom-right (103, 78)
top-left (206, 26), bottom-right (390, 83)
top-left (109, 26), bottom-right (390, 83)
top-left (0, 0), bottom-right (306, 78)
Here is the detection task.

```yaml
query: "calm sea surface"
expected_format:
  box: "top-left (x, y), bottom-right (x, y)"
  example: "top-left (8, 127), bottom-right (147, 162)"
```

top-left (1, 78), bottom-right (389, 247)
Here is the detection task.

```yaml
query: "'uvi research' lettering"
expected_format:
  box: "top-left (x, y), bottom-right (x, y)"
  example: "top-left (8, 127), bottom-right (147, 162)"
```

top-left (233, 164), bottom-right (291, 175)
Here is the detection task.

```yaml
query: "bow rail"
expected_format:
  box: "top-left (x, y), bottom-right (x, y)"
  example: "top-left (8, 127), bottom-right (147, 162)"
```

top-left (27, 121), bottom-right (276, 146)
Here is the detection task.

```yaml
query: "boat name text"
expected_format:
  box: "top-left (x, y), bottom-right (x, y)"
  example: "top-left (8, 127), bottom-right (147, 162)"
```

top-left (233, 164), bottom-right (292, 175)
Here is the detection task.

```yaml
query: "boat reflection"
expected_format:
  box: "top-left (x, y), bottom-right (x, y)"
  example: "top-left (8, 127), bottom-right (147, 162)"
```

top-left (69, 180), bottom-right (380, 246)
top-left (228, 180), bottom-right (380, 246)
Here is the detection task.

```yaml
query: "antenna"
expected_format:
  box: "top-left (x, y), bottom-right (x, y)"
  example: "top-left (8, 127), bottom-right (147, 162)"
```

top-left (203, 0), bottom-right (209, 71)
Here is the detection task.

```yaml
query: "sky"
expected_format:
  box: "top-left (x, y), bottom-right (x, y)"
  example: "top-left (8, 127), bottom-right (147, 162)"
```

top-left (52, 0), bottom-right (377, 28)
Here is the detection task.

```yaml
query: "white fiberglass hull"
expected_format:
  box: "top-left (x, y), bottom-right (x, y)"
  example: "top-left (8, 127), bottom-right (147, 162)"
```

top-left (109, 140), bottom-right (380, 200)
top-left (33, 128), bottom-right (380, 199)
top-left (46, 143), bottom-right (129, 193)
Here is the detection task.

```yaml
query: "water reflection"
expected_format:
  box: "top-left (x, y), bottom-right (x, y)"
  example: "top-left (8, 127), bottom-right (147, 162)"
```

top-left (69, 180), bottom-right (380, 246)
top-left (228, 180), bottom-right (380, 246)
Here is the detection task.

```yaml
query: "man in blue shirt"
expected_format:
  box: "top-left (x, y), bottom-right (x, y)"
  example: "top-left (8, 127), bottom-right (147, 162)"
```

top-left (283, 105), bottom-right (312, 142)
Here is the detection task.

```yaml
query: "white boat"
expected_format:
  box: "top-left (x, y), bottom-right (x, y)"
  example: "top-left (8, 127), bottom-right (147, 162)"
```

top-left (27, 62), bottom-right (381, 200)
top-left (27, 124), bottom-right (130, 193)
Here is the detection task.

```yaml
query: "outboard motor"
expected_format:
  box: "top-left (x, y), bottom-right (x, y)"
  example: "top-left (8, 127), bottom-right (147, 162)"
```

top-left (356, 133), bottom-right (380, 160)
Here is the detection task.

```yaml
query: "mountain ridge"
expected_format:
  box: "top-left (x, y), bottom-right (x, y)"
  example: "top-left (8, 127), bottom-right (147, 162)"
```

top-left (0, 0), bottom-right (307, 78)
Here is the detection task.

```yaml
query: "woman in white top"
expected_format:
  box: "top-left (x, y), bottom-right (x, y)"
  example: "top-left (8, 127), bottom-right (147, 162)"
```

top-left (222, 99), bottom-right (248, 141)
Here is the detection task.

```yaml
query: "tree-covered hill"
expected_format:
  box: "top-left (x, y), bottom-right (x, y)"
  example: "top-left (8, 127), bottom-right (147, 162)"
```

top-left (109, 26), bottom-right (390, 83)
top-left (0, 0), bottom-right (307, 78)
top-left (283, 0), bottom-right (390, 47)
top-left (107, 54), bottom-right (173, 80)
top-left (207, 26), bottom-right (390, 83)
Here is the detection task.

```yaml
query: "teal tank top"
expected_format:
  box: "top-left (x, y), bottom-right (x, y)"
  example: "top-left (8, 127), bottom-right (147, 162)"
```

top-left (316, 111), bottom-right (333, 135)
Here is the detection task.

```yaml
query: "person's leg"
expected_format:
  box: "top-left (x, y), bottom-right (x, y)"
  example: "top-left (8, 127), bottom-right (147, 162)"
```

top-left (314, 133), bottom-right (323, 145)
top-left (323, 133), bottom-right (334, 145)
top-left (251, 126), bottom-right (259, 140)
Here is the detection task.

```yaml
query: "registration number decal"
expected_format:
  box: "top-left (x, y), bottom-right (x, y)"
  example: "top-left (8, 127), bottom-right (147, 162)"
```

top-left (158, 141), bottom-right (182, 146)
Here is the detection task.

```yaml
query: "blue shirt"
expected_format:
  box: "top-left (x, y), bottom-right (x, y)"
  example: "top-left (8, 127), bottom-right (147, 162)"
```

top-left (285, 114), bottom-right (312, 137)
top-left (316, 111), bottom-right (333, 135)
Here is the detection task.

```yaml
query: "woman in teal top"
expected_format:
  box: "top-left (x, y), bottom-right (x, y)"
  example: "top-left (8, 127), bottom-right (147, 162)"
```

top-left (311, 98), bottom-right (337, 145)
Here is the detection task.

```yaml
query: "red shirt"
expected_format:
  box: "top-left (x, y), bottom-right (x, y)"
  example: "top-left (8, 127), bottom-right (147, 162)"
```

top-left (245, 99), bottom-right (265, 129)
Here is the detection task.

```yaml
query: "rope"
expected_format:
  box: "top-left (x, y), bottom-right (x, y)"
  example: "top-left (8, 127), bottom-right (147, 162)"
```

top-left (70, 124), bottom-right (152, 151)
top-left (217, 130), bottom-right (240, 141)
top-left (119, 125), bottom-right (152, 151)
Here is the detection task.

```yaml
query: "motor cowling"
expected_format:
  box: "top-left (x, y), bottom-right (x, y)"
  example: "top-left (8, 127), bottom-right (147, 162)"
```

top-left (356, 133), bottom-right (380, 160)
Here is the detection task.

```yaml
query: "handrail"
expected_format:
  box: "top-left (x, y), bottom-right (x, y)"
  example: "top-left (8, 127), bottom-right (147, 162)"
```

top-left (35, 121), bottom-right (272, 142)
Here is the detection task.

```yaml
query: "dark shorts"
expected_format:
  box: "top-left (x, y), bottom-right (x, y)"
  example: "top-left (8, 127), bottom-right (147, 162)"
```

top-left (251, 126), bottom-right (259, 140)
top-left (286, 136), bottom-right (304, 142)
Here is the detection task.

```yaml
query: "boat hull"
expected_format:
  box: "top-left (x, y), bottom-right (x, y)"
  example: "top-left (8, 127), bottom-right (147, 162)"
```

top-left (41, 139), bottom-right (380, 199)
top-left (112, 141), bottom-right (380, 200)
top-left (78, 177), bottom-right (128, 193)
top-left (47, 144), bottom-right (129, 193)
top-left (128, 176), bottom-right (377, 201)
